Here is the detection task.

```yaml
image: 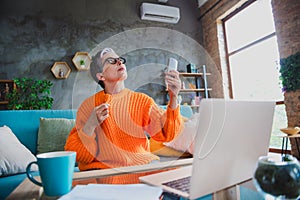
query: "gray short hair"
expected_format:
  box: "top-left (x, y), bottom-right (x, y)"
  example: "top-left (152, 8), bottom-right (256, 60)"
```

top-left (100, 48), bottom-right (115, 59)
top-left (90, 48), bottom-right (116, 89)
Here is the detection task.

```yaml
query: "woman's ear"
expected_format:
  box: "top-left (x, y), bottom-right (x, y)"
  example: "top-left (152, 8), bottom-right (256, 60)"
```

top-left (96, 73), bottom-right (105, 81)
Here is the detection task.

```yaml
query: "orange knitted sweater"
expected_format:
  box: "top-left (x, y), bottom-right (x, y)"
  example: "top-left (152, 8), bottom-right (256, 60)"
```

top-left (65, 88), bottom-right (183, 171)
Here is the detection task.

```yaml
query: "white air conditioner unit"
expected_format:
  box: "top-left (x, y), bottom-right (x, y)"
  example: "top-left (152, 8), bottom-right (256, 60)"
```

top-left (140, 3), bottom-right (180, 24)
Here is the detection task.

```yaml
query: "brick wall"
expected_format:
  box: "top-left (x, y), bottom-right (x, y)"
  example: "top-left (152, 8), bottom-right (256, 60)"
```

top-left (272, 0), bottom-right (300, 159)
top-left (271, 0), bottom-right (300, 58)
top-left (199, 0), bottom-right (299, 96)
top-left (199, 0), bottom-right (300, 158)
top-left (199, 0), bottom-right (244, 98)
top-left (271, 0), bottom-right (300, 125)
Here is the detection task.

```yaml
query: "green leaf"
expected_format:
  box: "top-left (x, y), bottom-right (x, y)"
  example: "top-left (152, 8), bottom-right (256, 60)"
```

top-left (6, 78), bottom-right (54, 110)
top-left (279, 52), bottom-right (300, 92)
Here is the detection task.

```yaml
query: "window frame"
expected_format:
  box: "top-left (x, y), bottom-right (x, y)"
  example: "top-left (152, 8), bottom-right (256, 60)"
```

top-left (221, 0), bottom-right (288, 153)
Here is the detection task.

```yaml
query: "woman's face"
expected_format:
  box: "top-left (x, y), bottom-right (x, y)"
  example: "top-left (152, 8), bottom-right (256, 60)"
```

top-left (99, 51), bottom-right (128, 82)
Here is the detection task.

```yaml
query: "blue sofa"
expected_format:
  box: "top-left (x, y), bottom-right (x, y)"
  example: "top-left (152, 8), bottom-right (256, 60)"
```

top-left (0, 110), bottom-right (77, 199)
top-left (0, 106), bottom-right (193, 199)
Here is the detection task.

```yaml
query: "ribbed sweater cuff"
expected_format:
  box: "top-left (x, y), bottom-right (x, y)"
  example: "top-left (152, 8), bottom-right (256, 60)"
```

top-left (78, 128), bottom-right (96, 143)
top-left (166, 104), bottom-right (180, 119)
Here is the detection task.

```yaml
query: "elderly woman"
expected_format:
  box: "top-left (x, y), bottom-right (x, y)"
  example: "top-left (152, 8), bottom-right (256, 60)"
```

top-left (65, 48), bottom-right (184, 171)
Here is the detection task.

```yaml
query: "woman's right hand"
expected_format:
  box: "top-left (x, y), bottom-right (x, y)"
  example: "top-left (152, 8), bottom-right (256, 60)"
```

top-left (94, 103), bottom-right (110, 124)
top-left (83, 103), bottom-right (110, 136)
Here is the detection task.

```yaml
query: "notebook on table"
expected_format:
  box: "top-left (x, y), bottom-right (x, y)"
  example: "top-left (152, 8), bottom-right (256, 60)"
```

top-left (140, 99), bottom-right (275, 199)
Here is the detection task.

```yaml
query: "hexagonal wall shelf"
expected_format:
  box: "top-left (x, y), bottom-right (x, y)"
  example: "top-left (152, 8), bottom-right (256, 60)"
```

top-left (51, 62), bottom-right (71, 79)
top-left (72, 52), bottom-right (92, 71)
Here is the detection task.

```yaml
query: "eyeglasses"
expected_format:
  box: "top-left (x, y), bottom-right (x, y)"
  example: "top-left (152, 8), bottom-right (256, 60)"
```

top-left (104, 57), bottom-right (126, 65)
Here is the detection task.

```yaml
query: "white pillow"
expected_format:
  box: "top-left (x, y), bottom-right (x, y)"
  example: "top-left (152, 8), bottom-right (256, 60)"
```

top-left (164, 113), bottom-right (200, 154)
top-left (0, 125), bottom-right (37, 176)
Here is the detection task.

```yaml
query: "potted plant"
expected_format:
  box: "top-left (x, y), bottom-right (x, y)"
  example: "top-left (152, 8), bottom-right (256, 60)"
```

top-left (80, 59), bottom-right (85, 69)
top-left (280, 52), bottom-right (300, 93)
top-left (253, 155), bottom-right (300, 199)
top-left (6, 77), bottom-right (54, 110)
top-left (279, 52), bottom-right (300, 159)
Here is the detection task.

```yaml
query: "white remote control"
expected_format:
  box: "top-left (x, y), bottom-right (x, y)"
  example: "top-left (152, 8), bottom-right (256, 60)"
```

top-left (167, 58), bottom-right (178, 72)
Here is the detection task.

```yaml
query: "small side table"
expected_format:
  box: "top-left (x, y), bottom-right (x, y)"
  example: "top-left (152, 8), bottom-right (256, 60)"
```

top-left (280, 134), bottom-right (300, 158)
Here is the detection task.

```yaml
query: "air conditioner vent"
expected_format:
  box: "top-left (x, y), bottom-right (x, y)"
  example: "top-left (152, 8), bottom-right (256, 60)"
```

top-left (140, 3), bottom-right (180, 24)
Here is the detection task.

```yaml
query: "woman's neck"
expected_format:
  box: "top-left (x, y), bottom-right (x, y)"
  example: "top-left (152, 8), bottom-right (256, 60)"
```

top-left (104, 81), bottom-right (125, 94)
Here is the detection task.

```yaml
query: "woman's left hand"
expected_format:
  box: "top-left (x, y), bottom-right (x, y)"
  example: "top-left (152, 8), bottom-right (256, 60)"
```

top-left (165, 70), bottom-right (181, 109)
top-left (165, 70), bottom-right (181, 96)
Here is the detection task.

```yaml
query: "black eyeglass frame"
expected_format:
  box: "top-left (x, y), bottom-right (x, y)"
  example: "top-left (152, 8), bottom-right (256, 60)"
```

top-left (104, 57), bottom-right (126, 65)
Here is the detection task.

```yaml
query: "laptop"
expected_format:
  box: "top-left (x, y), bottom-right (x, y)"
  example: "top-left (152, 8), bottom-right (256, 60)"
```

top-left (140, 99), bottom-right (275, 199)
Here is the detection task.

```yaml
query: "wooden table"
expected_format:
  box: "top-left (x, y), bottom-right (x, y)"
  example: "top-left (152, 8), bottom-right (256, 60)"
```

top-left (279, 134), bottom-right (300, 157)
top-left (6, 158), bottom-right (256, 200)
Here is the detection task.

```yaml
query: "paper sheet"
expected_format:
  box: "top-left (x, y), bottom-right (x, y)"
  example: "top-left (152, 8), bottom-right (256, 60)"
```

top-left (58, 183), bottom-right (163, 200)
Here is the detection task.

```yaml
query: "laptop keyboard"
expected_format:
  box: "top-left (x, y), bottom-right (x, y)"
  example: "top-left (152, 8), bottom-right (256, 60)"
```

top-left (162, 176), bottom-right (191, 193)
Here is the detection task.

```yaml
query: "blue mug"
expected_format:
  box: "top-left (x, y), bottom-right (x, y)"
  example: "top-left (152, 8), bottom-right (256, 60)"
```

top-left (26, 151), bottom-right (76, 196)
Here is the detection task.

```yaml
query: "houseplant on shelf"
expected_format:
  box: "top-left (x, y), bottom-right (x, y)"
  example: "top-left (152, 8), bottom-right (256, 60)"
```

top-left (80, 59), bottom-right (85, 69)
top-left (280, 52), bottom-right (300, 159)
top-left (6, 77), bottom-right (53, 110)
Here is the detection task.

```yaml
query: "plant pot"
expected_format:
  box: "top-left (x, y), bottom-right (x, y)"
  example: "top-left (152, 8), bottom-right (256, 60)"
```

top-left (253, 155), bottom-right (300, 199)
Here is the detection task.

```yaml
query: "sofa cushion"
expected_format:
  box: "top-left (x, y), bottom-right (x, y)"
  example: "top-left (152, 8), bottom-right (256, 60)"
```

top-left (37, 118), bottom-right (75, 154)
top-left (149, 105), bottom-right (194, 157)
top-left (0, 126), bottom-right (37, 176)
top-left (159, 105), bottom-right (193, 118)
top-left (164, 112), bottom-right (199, 154)
top-left (0, 110), bottom-right (77, 155)
top-left (149, 138), bottom-right (192, 158)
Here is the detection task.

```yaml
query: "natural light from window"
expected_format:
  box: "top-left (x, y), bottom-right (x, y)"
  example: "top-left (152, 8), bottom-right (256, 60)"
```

top-left (229, 37), bottom-right (281, 100)
top-left (224, 0), bottom-right (288, 150)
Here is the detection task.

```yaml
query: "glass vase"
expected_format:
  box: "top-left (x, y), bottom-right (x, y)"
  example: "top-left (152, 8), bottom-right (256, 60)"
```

top-left (253, 155), bottom-right (300, 200)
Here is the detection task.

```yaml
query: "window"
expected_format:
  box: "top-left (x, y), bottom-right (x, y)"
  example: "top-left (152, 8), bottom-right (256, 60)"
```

top-left (223, 0), bottom-right (289, 150)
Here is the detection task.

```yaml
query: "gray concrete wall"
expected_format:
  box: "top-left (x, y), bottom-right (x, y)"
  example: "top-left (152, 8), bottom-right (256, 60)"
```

top-left (0, 0), bottom-right (220, 109)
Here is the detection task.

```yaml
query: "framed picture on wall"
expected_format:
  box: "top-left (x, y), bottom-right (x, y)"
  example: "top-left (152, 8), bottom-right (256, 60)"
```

top-left (0, 80), bottom-right (15, 109)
